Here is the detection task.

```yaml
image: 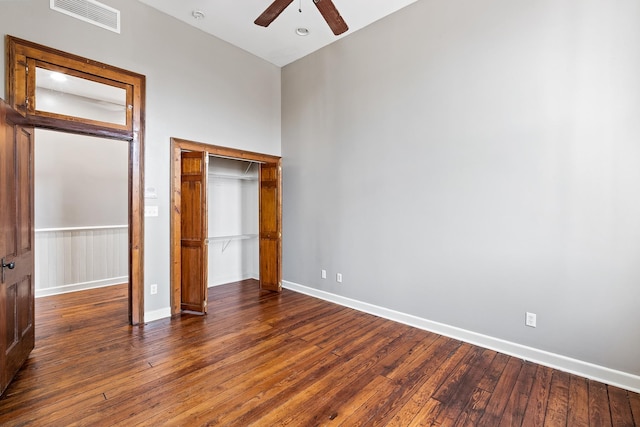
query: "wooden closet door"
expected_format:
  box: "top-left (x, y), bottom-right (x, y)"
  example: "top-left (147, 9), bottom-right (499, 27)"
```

top-left (259, 162), bottom-right (282, 292)
top-left (180, 151), bottom-right (208, 313)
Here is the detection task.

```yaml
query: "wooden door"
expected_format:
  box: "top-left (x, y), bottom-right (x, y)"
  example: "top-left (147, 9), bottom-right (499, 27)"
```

top-left (259, 162), bottom-right (282, 291)
top-left (0, 100), bottom-right (35, 396)
top-left (180, 151), bottom-right (208, 313)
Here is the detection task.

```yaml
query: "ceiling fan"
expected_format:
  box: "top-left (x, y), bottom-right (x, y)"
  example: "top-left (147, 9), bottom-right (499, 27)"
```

top-left (254, 0), bottom-right (349, 35)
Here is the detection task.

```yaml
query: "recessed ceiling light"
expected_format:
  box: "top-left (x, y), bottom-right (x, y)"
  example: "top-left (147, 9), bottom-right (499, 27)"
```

top-left (295, 27), bottom-right (310, 36)
top-left (192, 10), bottom-right (205, 20)
top-left (50, 72), bottom-right (67, 82)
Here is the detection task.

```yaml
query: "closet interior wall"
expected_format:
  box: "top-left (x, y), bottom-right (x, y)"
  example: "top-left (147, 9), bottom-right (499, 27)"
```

top-left (207, 156), bottom-right (259, 287)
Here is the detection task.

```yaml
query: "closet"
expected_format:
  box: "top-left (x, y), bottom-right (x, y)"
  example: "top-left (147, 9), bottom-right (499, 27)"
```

top-left (171, 138), bottom-right (281, 315)
top-left (207, 156), bottom-right (259, 287)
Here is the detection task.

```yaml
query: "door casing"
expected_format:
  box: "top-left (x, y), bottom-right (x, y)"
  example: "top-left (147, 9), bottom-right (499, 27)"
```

top-left (4, 36), bottom-right (145, 325)
top-left (170, 138), bottom-right (282, 315)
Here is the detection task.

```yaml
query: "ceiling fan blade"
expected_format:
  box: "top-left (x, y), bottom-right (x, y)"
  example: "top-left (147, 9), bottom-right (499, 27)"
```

top-left (255, 0), bottom-right (295, 27)
top-left (313, 0), bottom-right (349, 35)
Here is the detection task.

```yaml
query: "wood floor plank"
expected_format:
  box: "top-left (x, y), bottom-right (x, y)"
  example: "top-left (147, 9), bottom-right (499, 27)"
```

top-left (316, 374), bottom-right (392, 426)
top-left (543, 370), bottom-right (571, 426)
top-left (242, 324), bottom-right (408, 426)
top-left (383, 334), bottom-right (461, 381)
top-left (407, 398), bottom-right (443, 427)
top-left (297, 327), bottom-right (432, 426)
top-left (0, 281), bottom-right (638, 426)
top-left (520, 365), bottom-right (554, 427)
top-left (475, 357), bottom-right (523, 426)
top-left (567, 375), bottom-right (589, 426)
top-left (430, 348), bottom-right (497, 426)
top-left (588, 380), bottom-right (613, 427)
top-left (165, 345), bottom-right (335, 425)
top-left (630, 389), bottom-right (640, 426)
top-left (609, 385), bottom-right (636, 427)
top-left (312, 336), bottom-right (444, 426)
top-left (216, 352), bottom-right (344, 425)
top-left (452, 352), bottom-right (512, 427)
top-left (75, 333), bottom-right (304, 426)
top-left (476, 352), bottom-right (510, 393)
top-left (375, 328), bottom-right (439, 380)
top-left (384, 340), bottom-right (471, 426)
top-left (453, 388), bottom-right (493, 427)
top-left (497, 360), bottom-right (537, 427)
top-left (142, 344), bottom-right (335, 425)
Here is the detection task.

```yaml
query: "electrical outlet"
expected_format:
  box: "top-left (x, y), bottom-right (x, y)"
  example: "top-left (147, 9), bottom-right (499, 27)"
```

top-left (525, 312), bottom-right (536, 328)
top-left (321, 269), bottom-right (327, 279)
top-left (336, 273), bottom-right (343, 283)
top-left (150, 284), bottom-right (158, 295)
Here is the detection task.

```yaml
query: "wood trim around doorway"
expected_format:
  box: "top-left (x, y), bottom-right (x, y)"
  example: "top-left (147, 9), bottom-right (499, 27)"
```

top-left (5, 36), bottom-right (145, 325)
top-left (170, 137), bottom-right (282, 316)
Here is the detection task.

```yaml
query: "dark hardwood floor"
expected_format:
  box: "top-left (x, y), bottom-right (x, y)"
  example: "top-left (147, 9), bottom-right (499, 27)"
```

top-left (0, 280), bottom-right (638, 426)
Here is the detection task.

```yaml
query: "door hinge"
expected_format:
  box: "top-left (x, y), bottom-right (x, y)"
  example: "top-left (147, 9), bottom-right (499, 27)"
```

top-left (203, 300), bottom-right (207, 307)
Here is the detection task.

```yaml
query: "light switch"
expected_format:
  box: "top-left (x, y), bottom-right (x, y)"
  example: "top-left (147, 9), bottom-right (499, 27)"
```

top-left (144, 186), bottom-right (158, 199)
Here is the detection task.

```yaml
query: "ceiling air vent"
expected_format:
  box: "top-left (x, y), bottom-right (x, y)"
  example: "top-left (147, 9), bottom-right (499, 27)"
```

top-left (50, 0), bottom-right (120, 33)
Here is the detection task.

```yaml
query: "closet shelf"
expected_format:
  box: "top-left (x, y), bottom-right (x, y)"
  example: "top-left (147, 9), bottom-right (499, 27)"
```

top-left (208, 173), bottom-right (257, 181)
top-left (208, 234), bottom-right (258, 241)
top-left (209, 234), bottom-right (258, 253)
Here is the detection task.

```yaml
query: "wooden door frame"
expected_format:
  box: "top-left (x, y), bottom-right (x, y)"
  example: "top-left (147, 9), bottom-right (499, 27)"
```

top-left (170, 137), bottom-right (281, 316)
top-left (5, 36), bottom-right (145, 325)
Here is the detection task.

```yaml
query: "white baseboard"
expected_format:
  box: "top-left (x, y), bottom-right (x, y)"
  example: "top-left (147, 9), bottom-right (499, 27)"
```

top-left (35, 276), bottom-right (128, 298)
top-left (282, 280), bottom-right (640, 393)
top-left (145, 307), bottom-right (172, 323)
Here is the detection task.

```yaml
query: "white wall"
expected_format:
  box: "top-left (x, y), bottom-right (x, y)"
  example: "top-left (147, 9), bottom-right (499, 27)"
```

top-left (207, 157), bottom-right (259, 286)
top-left (0, 0), bottom-right (281, 315)
top-left (35, 129), bottom-right (128, 228)
top-left (281, 0), bottom-right (640, 388)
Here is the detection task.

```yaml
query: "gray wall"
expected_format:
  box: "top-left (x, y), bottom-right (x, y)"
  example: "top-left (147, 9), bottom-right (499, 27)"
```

top-left (0, 0), bottom-right (281, 313)
top-left (282, 0), bottom-right (640, 376)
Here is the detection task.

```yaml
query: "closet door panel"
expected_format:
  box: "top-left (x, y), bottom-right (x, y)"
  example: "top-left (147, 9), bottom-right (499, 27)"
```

top-left (259, 162), bottom-right (281, 292)
top-left (180, 151), bottom-right (208, 313)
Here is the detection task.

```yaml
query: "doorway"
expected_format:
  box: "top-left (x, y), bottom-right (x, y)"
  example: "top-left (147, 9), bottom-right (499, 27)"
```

top-left (170, 138), bottom-right (282, 316)
top-left (207, 157), bottom-right (259, 288)
top-left (5, 36), bottom-right (145, 325)
top-left (34, 129), bottom-right (129, 300)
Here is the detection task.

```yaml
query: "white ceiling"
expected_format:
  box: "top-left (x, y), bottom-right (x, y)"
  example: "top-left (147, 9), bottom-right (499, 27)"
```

top-left (137, 0), bottom-right (419, 67)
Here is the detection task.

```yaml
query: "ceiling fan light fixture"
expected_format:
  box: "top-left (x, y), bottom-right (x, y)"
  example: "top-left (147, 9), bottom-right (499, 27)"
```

top-left (192, 10), bottom-right (205, 20)
top-left (255, 0), bottom-right (347, 36)
top-left (295, 27), bottom-right (310, 36)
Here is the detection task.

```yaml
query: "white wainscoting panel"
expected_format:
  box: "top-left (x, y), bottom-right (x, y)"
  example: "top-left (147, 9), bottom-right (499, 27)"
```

top-left (35, 225), bottom-right (128, 297)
